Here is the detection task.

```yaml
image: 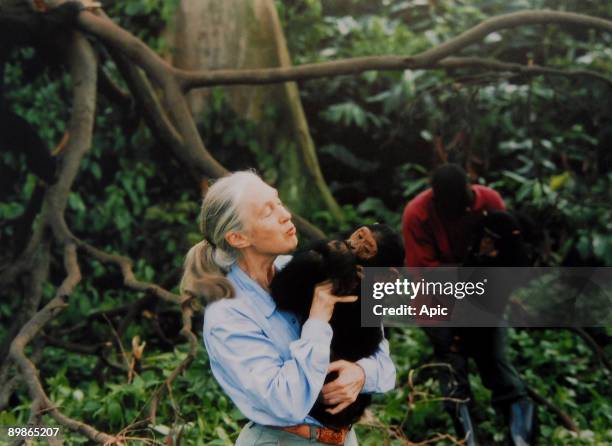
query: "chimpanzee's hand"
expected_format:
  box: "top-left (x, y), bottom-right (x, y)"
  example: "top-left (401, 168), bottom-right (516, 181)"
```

top-left (321, 360), bottom-right (365, 414)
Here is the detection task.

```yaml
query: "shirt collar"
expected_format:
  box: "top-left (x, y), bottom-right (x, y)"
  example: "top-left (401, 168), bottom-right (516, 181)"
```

top-left (228, 263), bottom-right (277, 318)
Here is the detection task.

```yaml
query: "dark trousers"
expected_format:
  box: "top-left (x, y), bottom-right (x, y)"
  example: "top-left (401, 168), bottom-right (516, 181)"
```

top-left (424, 327), bottom-right (527, 413)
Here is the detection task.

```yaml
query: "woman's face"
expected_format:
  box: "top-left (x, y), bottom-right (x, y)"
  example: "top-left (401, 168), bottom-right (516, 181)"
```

top-left (347, 226), bottom-right (377, 260)
top-left (238, 179), bottom-right (298, 256)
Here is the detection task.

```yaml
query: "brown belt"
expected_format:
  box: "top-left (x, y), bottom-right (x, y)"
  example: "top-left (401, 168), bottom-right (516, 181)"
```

top-left (271, 424), bottom-right (351, 445)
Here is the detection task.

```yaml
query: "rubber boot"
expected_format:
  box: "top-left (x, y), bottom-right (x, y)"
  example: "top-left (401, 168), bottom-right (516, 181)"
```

top-left (507, 397), bottom-right (537, 446)
top-left (451, 403), bottom-right (478, 446)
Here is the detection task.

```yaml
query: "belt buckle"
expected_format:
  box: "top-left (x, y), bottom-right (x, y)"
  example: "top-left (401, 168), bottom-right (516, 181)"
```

top-left (309, 424), bottom-right (319, 442)
top-left (316, 425), bottom-right (349, 445)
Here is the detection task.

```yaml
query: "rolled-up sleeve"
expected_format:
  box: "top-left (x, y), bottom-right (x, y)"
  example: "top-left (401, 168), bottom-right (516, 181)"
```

top-left (204, 307), bottom-right (333, 425)
top-left (356, 334), bottom-right (396, 394)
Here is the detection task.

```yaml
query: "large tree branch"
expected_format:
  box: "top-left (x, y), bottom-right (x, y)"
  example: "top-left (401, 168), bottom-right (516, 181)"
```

top-left (77, 10), bottom-right (326, 239)
top-left (78, 10), bottom-right (228, 178)
top-left (97, 65), bottom-right (132, 107)
top-left (76, 9), bottom-right (612, 241)
top-left (9, 244), bottom-right (116, 444)
top-left (173, 11), bottom-right (612, 89)
top-left (7, 32), bottom-right (119, 445)
top-left (108, 50), bottom-right (184, 154)
top-left (412, 10), bottom-right (612, 65)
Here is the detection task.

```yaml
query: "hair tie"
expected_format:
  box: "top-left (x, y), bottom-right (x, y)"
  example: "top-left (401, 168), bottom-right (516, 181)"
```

top-left (205, 237), bottom-right (216, 249)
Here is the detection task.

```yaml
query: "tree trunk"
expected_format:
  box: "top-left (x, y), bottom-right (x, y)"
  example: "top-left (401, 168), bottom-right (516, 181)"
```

top-left (168, 0), bottom-right (343, 220)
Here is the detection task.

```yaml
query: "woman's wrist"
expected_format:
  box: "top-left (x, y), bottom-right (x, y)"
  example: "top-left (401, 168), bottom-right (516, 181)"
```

top-left (301, 318), bottom-right (333, 343)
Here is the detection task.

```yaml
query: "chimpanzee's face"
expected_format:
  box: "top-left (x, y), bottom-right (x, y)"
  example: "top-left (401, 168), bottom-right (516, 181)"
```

top-left (346, 226), bottom-right (378, 260)
top-left (327, 239), bottom-right (351, 254)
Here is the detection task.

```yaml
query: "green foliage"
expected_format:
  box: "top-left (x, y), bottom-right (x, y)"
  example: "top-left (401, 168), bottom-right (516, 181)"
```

top-left (106, 0), bottom-right (181, 51)
top-left (281, 0), bottom-right (612, 265)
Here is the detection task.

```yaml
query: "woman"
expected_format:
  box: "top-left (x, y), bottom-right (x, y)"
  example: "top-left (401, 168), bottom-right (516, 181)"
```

top-left (181, 171), bottom-right (396, 445)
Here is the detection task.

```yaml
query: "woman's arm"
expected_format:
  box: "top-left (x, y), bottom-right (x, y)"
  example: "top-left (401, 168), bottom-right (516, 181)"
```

top-left (319, 333), bottom-right (395, 412)
top-left (204, 307), bottom-right (332, 425)
top-left (356, 335), bottom-right (396, 393)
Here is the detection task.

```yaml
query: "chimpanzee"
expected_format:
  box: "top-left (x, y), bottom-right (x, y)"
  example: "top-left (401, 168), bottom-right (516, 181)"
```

top-left (457, 210), bottom-right (537, 446)
top-left (269, 224), bottom-right (404, 428)
top-left (465, 210), bottom-right (531, 267)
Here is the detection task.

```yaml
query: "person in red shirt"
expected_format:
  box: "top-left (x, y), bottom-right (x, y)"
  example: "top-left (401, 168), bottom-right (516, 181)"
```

top-left (402, 164), bottom-right (534, 446)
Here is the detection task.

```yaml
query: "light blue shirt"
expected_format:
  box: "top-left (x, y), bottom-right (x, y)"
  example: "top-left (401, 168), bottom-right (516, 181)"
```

top-left (202, 256), bottom-right (396, 427)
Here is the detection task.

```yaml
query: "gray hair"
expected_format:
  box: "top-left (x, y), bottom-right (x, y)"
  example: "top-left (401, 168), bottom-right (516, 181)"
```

top-left (180, 170), bottom-right (261, 301)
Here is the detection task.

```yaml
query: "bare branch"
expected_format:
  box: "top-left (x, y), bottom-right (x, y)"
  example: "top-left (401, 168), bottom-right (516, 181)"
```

top-left (97, 66), bottom-right (132, 107)
top-left (414, 10), bottom-right (612, 65)
top-left (108, 50), bottom-right (184, 152)
top-left (9, 245), bottom-right (115, 444)
top-left (438, 57), bottom-right (612, 89)
top-left (527, 386), bottom-right (579, 432)
top-left (6, 32), bottom-right (119, 445)
top-left (77, 10), bottom-right (226, 177)
top-left (76, 238), bottom-right (182, 305)
top-left (172, 11), bottom-right (612, 89)
top-left (149, 299), bottom-right (198, 424)
top-left (77, 10), bottom-right (326, 239)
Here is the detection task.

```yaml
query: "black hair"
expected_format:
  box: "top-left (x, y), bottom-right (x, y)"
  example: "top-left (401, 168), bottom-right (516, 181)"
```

top-left (431, 164), bottom-right (471, 218)
top-left (363, 224), bottom-right (405, 267)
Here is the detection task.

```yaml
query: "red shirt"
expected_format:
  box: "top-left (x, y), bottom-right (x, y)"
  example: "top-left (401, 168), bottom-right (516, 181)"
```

top-left (402, 185), bottom-right (505, 267)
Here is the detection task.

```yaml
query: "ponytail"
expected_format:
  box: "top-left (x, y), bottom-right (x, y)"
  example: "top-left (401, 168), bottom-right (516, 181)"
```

top-left (180, 240), bottom-right (234, 301)
top-left (180, 171), bottom-right (261, 301)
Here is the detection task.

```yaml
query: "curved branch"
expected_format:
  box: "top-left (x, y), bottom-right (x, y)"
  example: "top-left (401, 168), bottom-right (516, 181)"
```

top-left (76, 11), bottom-right (326, 239)
top-left (108, 49), bottom-right (184, 152)
top-left (0, 342), bottom-right (44, 411)
top-left (82, 251), bottom-right (180, 310)
top-left (438, 57), bottom-right (612, 89)
top-left (527, 386), bottom-right (579, 433)
top-left (174, 11), bottom-right (612, 89)
top-left (7, 33), bottom-right (118, 445)
top-left (78, 10), bottom-right (226, 177)
top-left (10, 244), bottom-right (114, 444)
top-left (149, 300), bottom-right (198, 424)
top-left (97, 66), bottom-right (131, 107)
top-left (76, 238), bottom-right (182, 305)
top-left (414, 10), bottom-right (612, 66)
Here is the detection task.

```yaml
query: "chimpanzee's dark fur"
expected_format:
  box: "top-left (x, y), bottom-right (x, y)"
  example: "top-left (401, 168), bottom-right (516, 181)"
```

top-left (270, 225), bottom-right (404, 428)
top-left (465, 210), bottom-right (530, 267)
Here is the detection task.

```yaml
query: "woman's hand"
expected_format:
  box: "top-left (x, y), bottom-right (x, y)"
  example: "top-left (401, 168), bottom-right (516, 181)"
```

top-left (320, 360), bottom-right (366, 414)
top-left (309, 282), bottom-right (358, 323)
